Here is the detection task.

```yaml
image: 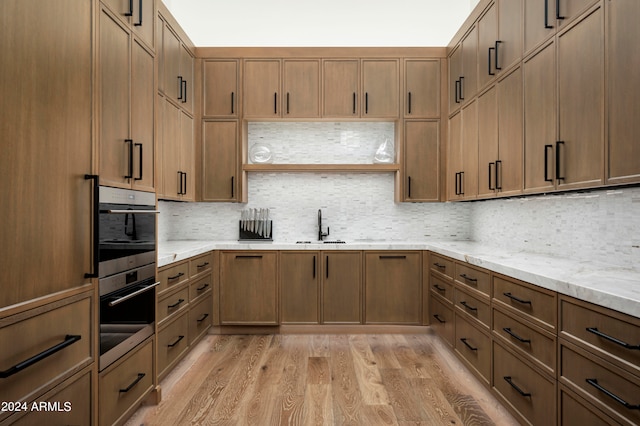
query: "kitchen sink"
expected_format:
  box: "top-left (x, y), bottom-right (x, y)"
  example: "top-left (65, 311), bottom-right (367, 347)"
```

top-left (295, 240), bottom-right (347, 244)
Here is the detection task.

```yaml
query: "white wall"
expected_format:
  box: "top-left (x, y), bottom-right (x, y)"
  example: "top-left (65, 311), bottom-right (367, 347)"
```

top-left (163, 0), bottom-right (475, 47)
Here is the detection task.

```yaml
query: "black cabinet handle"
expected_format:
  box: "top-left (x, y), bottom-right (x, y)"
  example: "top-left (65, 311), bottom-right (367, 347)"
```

top-left (503, 292), bottom-right (532, 305)
top-left (433, 284), bottom-right (446, 292)
top-left (459, 77), bottom-right (465, 100)
top-left (326, 256), bottom-right (329, 279)
top-left (286, 92), bottom-right (290, 114)
top-left (125, 0), bottom-right (133, 16)
top-left (231, 92), bottom-right (235, 114)
top-left (488, 162), bottom-right (495, 190)
top-left (503, 327), bottom-right (531, 343)
top-left (460, 301), bottom-right (478, 311)
top-left (556, 0), bottom-right (565, 20)
top-left (167, 335), bottom-right (185, 348)
top-left (168, 272), bottom-right (184, 280)
top-left (177, 171), bottom-right (183, 195)
top-left (455, 79), bottom-right (461, 104)
top-left (197, 262), bottom-right (210, 269)
top-left (352, 92), bottom-right (357, 114)
top-left (455, 172), bottom-right (460, 195)
top-left (495, 41), bottom-right (502, 70)
top-left (586, 379), bottom-right (640, 409)
top-left (459, 171), bottom-right (465, 195)
top-left (556, 141), bottom-right (565, 181)
top-left (196, 283), bottom-right (210, 292)
top-left (178, 76), bottom-right (183, 100)
top-left (459, 273), bottom-right (477, 282)
top-left (235, 255), bottom-right (263, 259)
top-left (586, 327), bottom-right (640, 350)
top-left (544, 144), bottom-right (554, 182)
top-left (0, 335), bottom-right (81, 379)
top-left (460, 338), bottom-right (478, 351)
top-left (433, 262), bottom-right (446, 269)
top-left (379, 255), bottom-right (407, 259)
top-left (504, 376), bottom-right (531, 397)
top-left (168, 298), bottom-right (185, 309)
top-left (84, 174), bottom-right (99, 278)
top-left (119, 373), bottom-right (145, 393)
top-left (230, 176), bottom-right (235, 198)
top-left (433, 314), bottom-right (446, 324)
top-left (135, 143), bottom-right (143, 181)
top-left (181, 171), bottom-right (187, 195)
top-left (134, 0), bottom-right (143, 26)
top-left (365, 92), bottom-right (369, 114)
top-left (182, 79), bottom-right (187, 103)
top-left (495, 160), bottom-right (502, 190)
top-left (408, 92), bottom-right (412, 114)
top-left (124, 139), bottom-right (134, 179)
top-left (312, 255), bottom-right (316, 279)
top-left (197, 313), bottom-right (209, 323)
top-left (274, 92), bottom-right (278, 114)
top-left (407, 176), bottom-right (412, 198)
top-left (488, 47), bottom-right (495, 76)
top-left (544, 0), bottom-right (554, 28)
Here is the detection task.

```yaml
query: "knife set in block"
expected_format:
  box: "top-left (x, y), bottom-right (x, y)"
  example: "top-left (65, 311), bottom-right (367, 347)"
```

top-left (239, 208), bottom-right (272, 241)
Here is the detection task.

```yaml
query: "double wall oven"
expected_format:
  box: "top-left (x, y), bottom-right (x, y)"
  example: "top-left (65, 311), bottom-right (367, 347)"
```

top-left (95, 186), bottom-right (158, 371)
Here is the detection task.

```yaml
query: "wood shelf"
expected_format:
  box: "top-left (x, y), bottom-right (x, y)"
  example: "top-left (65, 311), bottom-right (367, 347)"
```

top-left (242, 163), bottom-right (400, 173)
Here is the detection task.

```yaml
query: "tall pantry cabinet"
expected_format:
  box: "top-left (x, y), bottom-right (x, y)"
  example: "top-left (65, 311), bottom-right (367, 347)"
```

top-left (0, 0), bottom-right (95, 424)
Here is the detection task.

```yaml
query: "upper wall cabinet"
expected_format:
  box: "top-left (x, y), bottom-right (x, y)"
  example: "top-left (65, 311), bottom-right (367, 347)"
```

top-left (322, 59), bottom-right (360, 117)
top-left (203, 60), bottom-right (239, 118)
top-left (404, 59), bottom-right (441, 118)
top-left (283, 60), bottom-right (321, 118)
top-left (243, 59), bottom-right (281, 118)
top-left (101, 0), bottom-right (155, 50)
top-left (449, 26), bottom-right (478, 114)
top-left (361, 59), bottom-right (400, 118)
top-left (159, 15), bottom-right (194, 114)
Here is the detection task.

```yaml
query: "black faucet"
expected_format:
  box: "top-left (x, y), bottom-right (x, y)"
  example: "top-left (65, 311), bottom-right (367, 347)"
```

top-left (318, 209), bottom-right (329, 241)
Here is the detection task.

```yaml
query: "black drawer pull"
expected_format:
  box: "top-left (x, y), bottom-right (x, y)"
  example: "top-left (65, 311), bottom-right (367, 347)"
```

top-left (433, 284), bottom-right (446, 292)
top-left (119, 373), bottom-right (145, 393)
top-left (197, 262), bottom-right (210, 268)
top-left (379, 255), bottom-right (407, 259)
top-left (586, 378), bottom-right (640, 410)
top-left (433, 314), bottom-right (446, 324)
top-left (460, 301), bottom-right (478, 312)
top-left (168, 272), bottom-right (184, 280)
top-left (433, 262), bottom-right (446, 269)
top-left (197, 313), bottom-right (210, 323)
top-left (459, 273), bottom-right (477, 282)
top-left (460, 338), bottom-right (478, 351)
top-left (503, 292), bottom-right (532, 305)
top-left (586, 327), bottom-right (640, 350)
top-left (235, 255), bottom-right (263, 259)
top-left (0, 335), bottom-right (81, 379)
top-left (168, 335), bottom-right (185, 348)
top-left (503, 327), bottom-right (531, 343)
top-left (168, 298), bottom-right (185, 309)
top-left (504, 376), bottom-right (531, 397)
top-left (197, 283), bottom-right (210, 292)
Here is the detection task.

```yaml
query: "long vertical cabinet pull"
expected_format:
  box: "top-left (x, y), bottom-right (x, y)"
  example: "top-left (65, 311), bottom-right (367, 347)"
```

top-left (183, 172), bottom-right (187, 195)
top-left (286, 93), bottom-right (290, 114)
top-left (274, 92), bottom-right (278, 115)
top-left (231, 92), bottom-right (235, 114)
top-left (544, 144), bottom-right (554, 182)
top-left (408, 92), bottom-right (412, 114)
top-left (459, 77), bottom-right (465, 101)
top-left (455, 80), bottom-right (461, 104)
top-left (326, 256), bottom-right (329, 279)
top-left (495, 160), bottom-right (502, 190)
top-left (352, 92), bottom-right (357, 115)
top-left (556, 141), bottom-right (565, 181)
top-left (181, 79), bottom-right (187, 104)
top-left (135, 143), bottom-right (143, 180)
top-left (365, 93), bottom-right (369, 114)
top-left (124, 139), bottom-right (134, 179)
top-left (125, 0), bottom-right (133, 16)
top-left (85, 174), bottom-right (99, 278)
top-left (459, 171), bottom-right (465, 195)
top-left (488, 162), bottom-right (495, 190)
top-left (488, 48), bottom-right (495, 75)
top-left (407, 176), bottom-right (412, 198)
top-left (312, 256), bottom-right (316, 279)
top-left (495, 41), bottom-right (502, 71)
top-left (230, 176), bottom-right (234, 199)
top-left (177, 171), bottom-right (183, 195)
top-left (134, 0), bottom-right (143, 26)
top-left (177, 77), bottom-right (183, 100)
top-left (544, 0), bottom-right (554, 28)
top-left (556, 0), bottom-right (565, 20)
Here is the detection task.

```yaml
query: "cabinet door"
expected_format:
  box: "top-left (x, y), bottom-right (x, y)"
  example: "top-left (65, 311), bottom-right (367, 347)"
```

top-left (557, 6), bottom-right (604, 190)
top-left (404, 59), bottom-right (440, 118)
top-left (131, 0), bottom-right (154, 49)
top-left (448, 110), bottom-right (463, 200)
top-left (323, 59), bottom-right (359, 117)
top-left (524, 41), bottom-right (556, 193)
top-left (243, 59), bottom-right (281, 118)
top-left (365, 252), bottom-right (421, 324)
top-left (478, 3), bottom-right (498, 89)
top-left (161, 99), bottom-right (181, 200)
top-left (461, 100), bottom-right (479, 200)
top-left (99, 8), bottom-right (131, 189)
top-left (477, 86), bottom-right (499, 198)
top-left (203, 60), bottom-right (239, 117)
top-left (607, 0), bottom-right (640, 184)
top-left (461, 26), bottom-right (479, 102)
top-left (131, 39), bottom-right (155, 192)
top-left (202, 121), bottom-right (238, 201)
top-left (362, 59), bottom-right (399, 118)
top-left (283, 60), bottom-right (320, 118)
top-left (524, 0), bottom-right (556, 54)
top-left (220, 252), bottom-right (278, 325)
top-left (179, 44), bottom-right (194, 113)
top-left (498, 0), bottom-right (523, 72)
top-left (557, 0), bottom-right (600, 30)
top-left (163, 25), bottom-right (181, 102)
top-left (404, 120), bottom-right (440, 202)
top-left (449, 45), bottom-right (463, 113)
top-left (280, 252), bottom-right (319, 324)
top-left (180, 111), bottom-right (194, 201)
top-left (322, 252), bottom-right (362, 324)
top-left (497, 67), bottom-right (524, 196)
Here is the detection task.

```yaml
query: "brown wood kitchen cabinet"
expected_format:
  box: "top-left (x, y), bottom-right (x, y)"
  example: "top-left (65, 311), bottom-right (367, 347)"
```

top-left (323, 59), bottom-right (360, 117)
top-left (403, 120), bottom-right (440, 202)
top-left (202, 120), bottom-right (239, 202)
top-left (364, 251), bottom-right (422, 324)
top-left (280, 251), bottom-right (320, 324)
top-left (220, 251), bottom-right (278, 325)
top-left (322, 251), bottom-right (362, 324)
top-left (448, 100), bottom-right (478, 200)
top-left (101, 0), bottom-right (155, 50)
top-left (449, 25), bottom-right (478, 113)
top-left (283, 59), bottom-right (321, 118)
top-left (99, 4), bottom-right (155, 192)
top-left (404, 59), bottom-right (441, 118)
top-left (159, 15), bottom-right (194, 114)
top-left (243, 59), bottom-right (281, 118)
top-left (203, 59), bottom-right (240, 118)
top-left (159, 97), bottom-right (194, 200)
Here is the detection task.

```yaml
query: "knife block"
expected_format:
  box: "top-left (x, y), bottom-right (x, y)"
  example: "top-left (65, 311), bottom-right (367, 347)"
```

top-left (238, 221), bottom-right (273, 241)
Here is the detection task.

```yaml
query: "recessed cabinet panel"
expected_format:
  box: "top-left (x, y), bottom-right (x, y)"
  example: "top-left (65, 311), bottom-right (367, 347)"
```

top-left (404, 120), bottom-right (440, 202)
top-left (323, 60), bottom-right (359, 117)
top-left (322, 252), bottom-right (362, 324)
top-left (283, 60), bottom-right (320, 118)
top-left (203, 60), bottom-right (239, 117)
top-left (202, 121), bottom-right (238, 202)
top-left (243, 59), bottom-right (281, 118)
top-left (280, 252), bottom-right (320, 324)
top-left (131, 39), bottom-right (155, 192)
top-left (404, 59), bottom-right (440, 117)
top-left (362, 59), bottom-right (399, 118)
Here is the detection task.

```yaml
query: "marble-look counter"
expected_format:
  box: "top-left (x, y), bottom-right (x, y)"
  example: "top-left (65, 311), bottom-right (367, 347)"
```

top-left (158, 240), bottom-right (640, 319)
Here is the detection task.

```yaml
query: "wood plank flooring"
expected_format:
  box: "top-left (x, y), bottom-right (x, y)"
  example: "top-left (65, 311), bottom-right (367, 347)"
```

top-left (125, 332), bottom-right (518, 425)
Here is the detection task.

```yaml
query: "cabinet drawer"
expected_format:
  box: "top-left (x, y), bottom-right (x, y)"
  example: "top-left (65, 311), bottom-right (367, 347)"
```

top-left (455, 263), bottom-right (490, 297)
top-left (455, 314), bottom-right (490, 384)
top-left (10, 368), bottom-right (92, 426)
top-left (430, 295), bottom-right (454, 347)
top-left (189, 274), bottom-right (213, 303)
top-left (157, 286), bottom-right (189, 325)
top-left (493, 274), bottom-right (557, 331)
top-left (99, 338), bottom-right (154, 426)
top-left (454, 287), bottom-right (490, 329)
top-left (560, 296), bottom-right (640, 376)
top-left (157, 311), bottom-right (189, 379)
top-left (189, 252), bottom-right (213, 278)
top-left (430, 253), bottom-right (454, 279)
top-left (158, 261), bottom-right (189, 294)
top-left (430, 272), bottom-right (454, 304)
top-left (493, 307), bottom-right (556, 376)
top-left (559, 385), bottom-right (619, 426)
top-left (189, 296), bottom-right (213, 346)
top-left (0, 295), bottom-right (92, 408)
top-left (560, 343), bottom-right (640, 426)
top-left (493, 341), bottom-right (556, 426)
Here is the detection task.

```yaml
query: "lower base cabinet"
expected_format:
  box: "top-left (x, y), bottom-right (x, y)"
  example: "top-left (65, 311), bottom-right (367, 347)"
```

top-left (189, 296), bottom-right (213, 345)
top-left (559, 385), bottom-right (619, 426)
top-left (454, 314), bottom-right (490, 385)
top-left (430, 294), bottom-right (454, 346)
top-left (322, 252), bottom-right (362, 324)
top-left (99, 337), bottom-right (154, 426)
top-left (157, 311), bottom-right (190, 381)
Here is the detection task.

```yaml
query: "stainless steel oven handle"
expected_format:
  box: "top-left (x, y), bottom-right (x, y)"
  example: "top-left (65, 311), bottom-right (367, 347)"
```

top-left (108, 281), bottom-right (160, 307)
top-left (106, 210), bottom-right (160, 214)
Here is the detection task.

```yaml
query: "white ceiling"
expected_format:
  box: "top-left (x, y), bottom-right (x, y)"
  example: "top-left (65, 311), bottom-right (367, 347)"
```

top-left (163, 0), bottom-right (480, 47)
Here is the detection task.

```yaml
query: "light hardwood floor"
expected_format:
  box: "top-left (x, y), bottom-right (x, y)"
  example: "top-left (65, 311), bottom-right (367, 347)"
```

top-left (126, 332), bottom-right (518, 425)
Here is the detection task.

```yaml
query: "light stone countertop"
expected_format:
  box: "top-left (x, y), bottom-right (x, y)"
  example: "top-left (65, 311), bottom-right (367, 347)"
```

top-left (158, 240), bottom-right (640, 319)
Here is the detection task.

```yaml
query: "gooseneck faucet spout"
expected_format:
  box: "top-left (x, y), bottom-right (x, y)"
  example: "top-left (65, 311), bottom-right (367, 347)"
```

top-left (318, 209), bottom-right (329, 241)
